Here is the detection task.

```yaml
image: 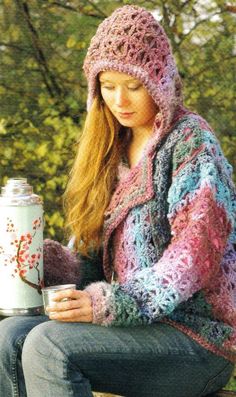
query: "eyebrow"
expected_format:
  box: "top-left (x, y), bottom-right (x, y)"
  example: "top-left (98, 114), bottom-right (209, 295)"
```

top-left (99, 78), bottom-right (139, 83)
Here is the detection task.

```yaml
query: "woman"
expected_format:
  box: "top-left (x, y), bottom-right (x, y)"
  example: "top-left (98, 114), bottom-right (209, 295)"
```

top-left (0, 5), bottom-right (235, 397)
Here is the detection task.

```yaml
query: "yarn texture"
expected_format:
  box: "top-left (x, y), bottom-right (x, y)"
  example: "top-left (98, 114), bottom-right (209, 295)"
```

top-left (81, 5), bottom-right (236, 363)
top-left (43, 239), bottom-right (105, 290)
top-left (83, 4), bottom-right (183, 143)
top-left (85, 113), bottom-right (236, 363)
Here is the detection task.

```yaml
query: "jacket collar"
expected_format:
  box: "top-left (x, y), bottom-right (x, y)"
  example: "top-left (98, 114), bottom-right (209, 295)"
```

top-left (102, 105), bottom-right (190, 280)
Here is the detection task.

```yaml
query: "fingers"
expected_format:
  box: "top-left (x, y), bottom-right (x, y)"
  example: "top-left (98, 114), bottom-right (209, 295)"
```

top-left (49, 307), bottom-right (93, 322)
top-left (47, 297), bottom-right (86, 312)
top-left (47, 290), bottom-right (91, 312)
top-left (46, 289), bottom-right (93, 323)
top-left (51, 289), bottom-right (85, 302)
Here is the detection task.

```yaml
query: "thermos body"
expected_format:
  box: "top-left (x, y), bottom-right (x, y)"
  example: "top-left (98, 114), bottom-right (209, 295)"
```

top-left (0, 178), bottom-right (44, 316)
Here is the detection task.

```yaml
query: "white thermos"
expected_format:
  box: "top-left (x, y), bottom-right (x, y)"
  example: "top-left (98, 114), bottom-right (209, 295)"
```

top-left (0, 178), bottom-right (44, 315)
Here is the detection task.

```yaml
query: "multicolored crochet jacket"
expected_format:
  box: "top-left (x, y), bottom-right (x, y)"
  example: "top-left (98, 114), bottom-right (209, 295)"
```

top-left (82, 110), bottom-right (236, 364)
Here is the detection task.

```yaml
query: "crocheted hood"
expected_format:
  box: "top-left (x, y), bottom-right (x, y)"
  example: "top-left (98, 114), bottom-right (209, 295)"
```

top-left (83, 4), bottom-right (184, 146)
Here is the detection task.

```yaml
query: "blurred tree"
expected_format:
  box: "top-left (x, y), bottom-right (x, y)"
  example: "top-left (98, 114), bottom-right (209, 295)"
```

top-left (0, 0), bottom-right (235, 244)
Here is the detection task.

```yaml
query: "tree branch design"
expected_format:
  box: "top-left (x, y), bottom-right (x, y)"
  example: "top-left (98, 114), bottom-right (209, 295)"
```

top-left (0, 217), bottom-right (43, 294)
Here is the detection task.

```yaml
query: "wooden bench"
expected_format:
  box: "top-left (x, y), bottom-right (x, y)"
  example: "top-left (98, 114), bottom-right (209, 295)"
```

top-left (93, 392), bottom-right (236, 397)
top-left (92, 392), bottom-right (236, 397)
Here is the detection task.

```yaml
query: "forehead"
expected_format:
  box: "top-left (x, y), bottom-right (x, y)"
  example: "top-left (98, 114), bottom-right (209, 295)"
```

top-left (98, 71), bottom-right (140, 83)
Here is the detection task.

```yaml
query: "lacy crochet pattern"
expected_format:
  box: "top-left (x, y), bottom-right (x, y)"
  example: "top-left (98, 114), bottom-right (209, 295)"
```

top-left (85, 114), bottom-right (236, 363)
top-left (81, 3), bottom-right (236, 364)
top-left (83, 5), bottom-right (183, 140)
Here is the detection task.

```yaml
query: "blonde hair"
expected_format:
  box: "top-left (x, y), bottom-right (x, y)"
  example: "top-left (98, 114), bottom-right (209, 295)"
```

top-left (64, 94), bottom-right (127, 257)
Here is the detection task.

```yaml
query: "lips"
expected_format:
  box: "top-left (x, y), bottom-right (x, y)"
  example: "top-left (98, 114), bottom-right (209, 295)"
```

top-left (118, 113), bottom-right (134, 118)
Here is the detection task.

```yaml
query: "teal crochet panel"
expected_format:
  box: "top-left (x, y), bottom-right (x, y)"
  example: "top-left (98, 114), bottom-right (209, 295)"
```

top-left (169, 122), bottom-right (236, 242)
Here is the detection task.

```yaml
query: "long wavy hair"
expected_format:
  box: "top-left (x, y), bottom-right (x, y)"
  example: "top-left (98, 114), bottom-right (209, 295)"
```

top-left (64, 91), bottom-right (128, 256)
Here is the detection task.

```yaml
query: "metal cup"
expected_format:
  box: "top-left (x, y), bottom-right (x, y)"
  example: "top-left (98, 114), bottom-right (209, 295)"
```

top-left (42, 284), bottom-right (76, 315)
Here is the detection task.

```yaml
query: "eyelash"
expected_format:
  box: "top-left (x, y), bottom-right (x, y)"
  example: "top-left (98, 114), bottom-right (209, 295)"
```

top-left (102, 86), bottom-right (141, 91)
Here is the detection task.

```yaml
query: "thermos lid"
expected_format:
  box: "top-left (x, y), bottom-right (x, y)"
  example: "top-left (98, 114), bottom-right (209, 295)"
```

top-left (0, 178), bottom-right (42, 206)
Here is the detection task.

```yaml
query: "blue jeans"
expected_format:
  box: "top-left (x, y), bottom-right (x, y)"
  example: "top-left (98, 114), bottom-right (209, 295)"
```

top-left (0, 316), bottom-right (234, 397)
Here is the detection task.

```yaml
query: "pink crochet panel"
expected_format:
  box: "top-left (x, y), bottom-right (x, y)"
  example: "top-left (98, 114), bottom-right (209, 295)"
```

top-left (83, 5), bottom-right (183, 141)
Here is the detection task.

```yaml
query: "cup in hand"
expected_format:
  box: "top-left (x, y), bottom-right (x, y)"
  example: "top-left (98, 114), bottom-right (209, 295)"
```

top-left (42, 284), bottom-right (76, 315)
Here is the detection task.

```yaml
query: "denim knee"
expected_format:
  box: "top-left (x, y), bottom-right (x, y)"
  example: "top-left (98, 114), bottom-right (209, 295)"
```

top-left (22, 322), bottom-right (50, 370)
top-left (21, 321), bottom-right (94, 397)
top-left (22, 321), bottom-right (65, 377)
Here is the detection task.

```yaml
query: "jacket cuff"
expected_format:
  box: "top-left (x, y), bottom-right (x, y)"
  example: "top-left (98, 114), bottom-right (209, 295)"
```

top-left (85, 281), bottom-right (115, 325)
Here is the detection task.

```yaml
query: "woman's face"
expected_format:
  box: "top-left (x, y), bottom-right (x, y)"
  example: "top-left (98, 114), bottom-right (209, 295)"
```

top-left (98, 71), bottom-right (159, 129)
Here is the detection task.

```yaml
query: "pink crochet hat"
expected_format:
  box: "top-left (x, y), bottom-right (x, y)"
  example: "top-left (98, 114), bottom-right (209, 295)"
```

top-left (83, 5), bottom-right (183, 140)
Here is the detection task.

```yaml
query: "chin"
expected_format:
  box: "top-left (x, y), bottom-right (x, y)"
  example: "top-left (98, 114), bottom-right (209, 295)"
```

top-left (119, 120), bottom-right (135, 127)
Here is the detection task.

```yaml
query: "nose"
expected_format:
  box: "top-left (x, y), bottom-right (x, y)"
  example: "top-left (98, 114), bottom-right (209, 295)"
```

top-left (114, 87), bottom-right (130, 107)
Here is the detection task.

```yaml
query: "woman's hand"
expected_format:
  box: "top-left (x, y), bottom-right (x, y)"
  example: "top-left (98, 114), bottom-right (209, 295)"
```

top-left (46, 289), bottom-right (93, 323)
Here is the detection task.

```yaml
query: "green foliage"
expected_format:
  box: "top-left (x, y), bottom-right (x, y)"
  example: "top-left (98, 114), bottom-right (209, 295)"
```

top-left (224, 365), bottom-right (236, 391)
top-left (0, 0), bottom-right (235, 243)
top-left (0, 108), bottom-right (81, 242)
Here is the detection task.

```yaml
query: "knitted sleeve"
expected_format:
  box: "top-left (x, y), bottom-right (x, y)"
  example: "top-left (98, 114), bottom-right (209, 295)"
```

top-left (43, 239), bottom-right (105, 289)
top-left (85, 118), bottom-right (236, 326)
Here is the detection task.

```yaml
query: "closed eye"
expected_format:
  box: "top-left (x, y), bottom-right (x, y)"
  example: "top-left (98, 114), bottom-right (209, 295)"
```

top-left (102, 86), bottom-right (141, 91)
top-left (129, 86), bottom-right (141, 91)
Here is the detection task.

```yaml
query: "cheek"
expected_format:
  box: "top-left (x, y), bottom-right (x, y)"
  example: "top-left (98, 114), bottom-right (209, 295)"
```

top-left (101, 92), bottom-right (113, 108)
top-left (146, 98), bottom-right (158, 116)
top-left (101, 94), bottom-right (117, 115)
top-left (139, 99), bottom-right (155, 118)
top-left (104, 100), bottom-right (114, 114)
top-left (137, 93), bottom-right (153, 111)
